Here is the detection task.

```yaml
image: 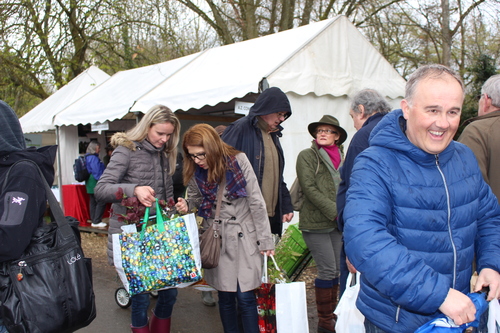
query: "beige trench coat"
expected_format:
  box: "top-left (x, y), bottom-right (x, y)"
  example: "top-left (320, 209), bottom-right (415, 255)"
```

top-left (186, 153), bottom-right (275, 292)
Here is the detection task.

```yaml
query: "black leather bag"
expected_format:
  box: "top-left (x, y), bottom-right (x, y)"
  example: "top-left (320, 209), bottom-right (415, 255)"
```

top-left (0, 160), bottom-right (96, 333)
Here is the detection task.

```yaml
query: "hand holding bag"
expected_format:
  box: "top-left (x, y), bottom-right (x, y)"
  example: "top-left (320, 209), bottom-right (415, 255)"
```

top-left (334, 272), bottom-right (365, 333)
top-left (114, 200), bottom-right (202, 296)
top-left (199, 182), bottom-right (224, 269)
top-left (0, 160), bottom-right (96, 333)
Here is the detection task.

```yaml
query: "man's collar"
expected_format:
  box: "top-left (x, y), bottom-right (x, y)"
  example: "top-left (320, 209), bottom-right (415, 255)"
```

top-left (461, 109), bottom-right (500, 127)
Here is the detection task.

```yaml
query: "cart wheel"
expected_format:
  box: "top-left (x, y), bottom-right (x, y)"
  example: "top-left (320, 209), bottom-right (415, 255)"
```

top-left (150, 290), bottom-right (159, 298)
top-left (115, 287), bottom-right (131, 309)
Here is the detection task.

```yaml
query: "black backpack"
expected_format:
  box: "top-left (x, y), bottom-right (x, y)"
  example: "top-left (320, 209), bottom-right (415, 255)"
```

top-left (73, 155), bottom-right (90, 182)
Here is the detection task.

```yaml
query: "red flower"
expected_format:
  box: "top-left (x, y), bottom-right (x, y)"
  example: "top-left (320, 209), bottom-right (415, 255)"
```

top-left (115, 187), bottom-right (124, 201)
top-left (114, 187), bottom-right (147, 227)
top-left (167, 197), bottom-right (175, 208)
top-left (113, 189), bottom-right (179, 227)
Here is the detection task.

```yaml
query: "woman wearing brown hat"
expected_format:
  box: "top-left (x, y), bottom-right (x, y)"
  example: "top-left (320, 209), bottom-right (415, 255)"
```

top-left (295, 115), bottom-right (347, 333)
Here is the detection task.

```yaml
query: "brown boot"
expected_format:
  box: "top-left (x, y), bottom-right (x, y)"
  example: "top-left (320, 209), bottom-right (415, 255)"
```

top-left (150, 310), bottom-right (171, 333)
top-left (315, 286), bottom-right (336, 333)
top-left (332, 284), bottom-right (340, 321)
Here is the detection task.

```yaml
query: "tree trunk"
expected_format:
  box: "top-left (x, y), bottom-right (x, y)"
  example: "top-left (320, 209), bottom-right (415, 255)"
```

top-left (441, 0), bottom-right (451, 66)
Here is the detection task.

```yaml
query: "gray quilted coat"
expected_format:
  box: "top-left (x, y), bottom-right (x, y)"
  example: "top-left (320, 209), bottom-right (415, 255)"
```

top-left (94, 133), bottom-right (174, 265)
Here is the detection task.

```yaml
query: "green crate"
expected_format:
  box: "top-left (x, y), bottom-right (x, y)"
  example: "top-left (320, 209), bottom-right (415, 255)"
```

top-left (272, 224), bottom-right (310, 277)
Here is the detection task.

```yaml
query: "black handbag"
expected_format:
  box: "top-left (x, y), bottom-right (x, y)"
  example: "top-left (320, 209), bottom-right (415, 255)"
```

top-left (0, 160), bottom-right (96, 333)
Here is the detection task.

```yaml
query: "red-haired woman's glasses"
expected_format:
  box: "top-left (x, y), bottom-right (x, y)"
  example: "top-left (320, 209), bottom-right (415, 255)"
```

top-left (189, 152), bottom-right (206, 161)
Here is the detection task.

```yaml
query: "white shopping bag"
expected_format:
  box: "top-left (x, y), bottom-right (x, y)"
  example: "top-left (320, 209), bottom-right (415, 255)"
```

top-left (488, 299), bottom-right (500, 333)
top-left (113, 213), bottom-right (201, 292)
top-left (334, 272), bottom-right (365, 333)
top-left (276, 281), bottom-right (309, 333)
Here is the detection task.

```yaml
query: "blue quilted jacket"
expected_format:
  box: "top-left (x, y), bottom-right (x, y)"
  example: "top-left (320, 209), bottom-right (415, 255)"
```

top-left (344, 109), bottom-right (500, 333)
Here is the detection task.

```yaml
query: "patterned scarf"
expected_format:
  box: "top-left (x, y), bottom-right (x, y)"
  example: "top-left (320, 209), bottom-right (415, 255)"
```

top-left (195, 155), bottom-right (247, 219)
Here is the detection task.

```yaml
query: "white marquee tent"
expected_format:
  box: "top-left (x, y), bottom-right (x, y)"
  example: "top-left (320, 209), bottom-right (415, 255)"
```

top-left (32, 15), bottom-right (406, 189)
top-left (20, 66), bottom-right (110, 133)
top-left (19, 66), bottom-right (110, 190)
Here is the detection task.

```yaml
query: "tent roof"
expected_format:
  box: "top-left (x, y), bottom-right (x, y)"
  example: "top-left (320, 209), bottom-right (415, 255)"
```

top-left (19, 66), bottom-right (110, 133)
top-left (130, 15), bottom-right (405, 114)
top-left (53, 15), bottom-right (405, 127)
top-left (52, 53), bottom-right (201, 127)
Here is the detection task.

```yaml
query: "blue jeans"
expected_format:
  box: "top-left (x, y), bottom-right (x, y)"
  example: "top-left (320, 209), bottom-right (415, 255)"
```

top-left (364, 319), bottom-right (388, 333)
top-left (131, 288), bottom-right (178, 328)
top-left (218, 284), bottom-right (259, 333)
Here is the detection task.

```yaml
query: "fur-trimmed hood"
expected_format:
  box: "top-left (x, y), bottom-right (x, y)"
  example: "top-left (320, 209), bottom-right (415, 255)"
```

top-left (110, 132), bottom-right (136, 151)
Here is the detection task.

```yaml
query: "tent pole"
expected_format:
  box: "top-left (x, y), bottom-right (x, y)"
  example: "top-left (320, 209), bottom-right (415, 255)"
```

top-left (55, 125), bottom-right (64, 210)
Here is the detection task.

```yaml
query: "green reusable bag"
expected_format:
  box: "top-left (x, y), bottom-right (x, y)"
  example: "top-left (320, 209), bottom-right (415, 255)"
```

top-left (118, 199), bottom-right (202, 295)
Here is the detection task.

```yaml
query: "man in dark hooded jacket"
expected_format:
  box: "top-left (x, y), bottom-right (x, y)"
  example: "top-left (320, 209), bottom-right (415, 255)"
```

top-left (0, 100), bottom-right (57, 262)
top-left (0, 100), bottom-right (57, 331)
top-left (222, 87), bottom-right (294, 236)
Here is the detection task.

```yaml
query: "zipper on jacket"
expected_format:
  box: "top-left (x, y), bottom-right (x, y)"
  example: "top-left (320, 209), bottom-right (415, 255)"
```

top-left (3, 194), bottom-right (12, 221)
top-left (395, 305), bottom-right (401, 323)
top-left (435, 155), bottom-right (457, 288)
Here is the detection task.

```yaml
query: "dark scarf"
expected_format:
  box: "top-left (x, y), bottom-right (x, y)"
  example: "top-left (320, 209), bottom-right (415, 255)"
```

top-left (195, 155), bottom-right (247, 219)
top-left (315, 140), bottom-right (341, 169)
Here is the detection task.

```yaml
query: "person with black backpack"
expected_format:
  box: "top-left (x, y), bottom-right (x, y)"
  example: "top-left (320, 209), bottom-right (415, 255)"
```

top-left (0, 100), bottom-right (58, 332)
top-left (85, 141), bottom-right (107, 228)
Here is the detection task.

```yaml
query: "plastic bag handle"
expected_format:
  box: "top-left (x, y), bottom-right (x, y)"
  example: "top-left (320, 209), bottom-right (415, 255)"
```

top-left (347, 271), bottom-right (360, 287)
top-left (269, 254), bottom-right (281, 271)
top-left (263, 253), bottom-right (268, 283)
top-left (262, 254), bottom-right (282, 284)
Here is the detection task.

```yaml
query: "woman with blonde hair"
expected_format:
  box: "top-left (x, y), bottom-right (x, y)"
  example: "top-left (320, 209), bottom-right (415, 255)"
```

top-left (175, 124), bottom-right (274, 333)
top-left (95, 105), bottom-right (180, 333)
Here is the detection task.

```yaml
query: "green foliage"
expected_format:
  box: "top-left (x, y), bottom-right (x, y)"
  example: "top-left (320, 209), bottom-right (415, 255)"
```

top-left (469, 54), bottom-right (497, 93)
top-left (455, 54), bottom-right (498, 139)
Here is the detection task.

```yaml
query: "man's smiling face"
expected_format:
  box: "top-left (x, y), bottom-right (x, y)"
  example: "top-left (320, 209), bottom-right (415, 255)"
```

top-left (401, 75), bottom-right (464, 155)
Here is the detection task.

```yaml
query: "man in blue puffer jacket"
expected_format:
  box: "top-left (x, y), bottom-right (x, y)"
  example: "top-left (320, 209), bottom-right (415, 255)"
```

top-left (344, 64), bottom-right (500, 333)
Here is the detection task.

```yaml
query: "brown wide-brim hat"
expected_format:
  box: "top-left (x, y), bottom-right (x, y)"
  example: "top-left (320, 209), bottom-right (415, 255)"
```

top-left (307, 115), bottom-right (348, 145)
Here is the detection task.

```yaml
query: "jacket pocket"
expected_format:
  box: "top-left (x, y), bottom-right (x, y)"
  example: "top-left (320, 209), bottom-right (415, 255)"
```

top-left (242, 220), bottom-right (258, 255)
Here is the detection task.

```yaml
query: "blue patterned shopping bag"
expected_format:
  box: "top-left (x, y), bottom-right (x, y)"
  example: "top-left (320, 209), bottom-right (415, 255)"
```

top-left (113, 200), bottom-right (201, 296)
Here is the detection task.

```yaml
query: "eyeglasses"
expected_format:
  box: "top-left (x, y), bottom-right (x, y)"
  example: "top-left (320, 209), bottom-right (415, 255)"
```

top-left (316, 129), bottom-right (338, 135)
top-left (276, 112), bottom-right (288, 119)
top-left (188, 152), bottom-right (206, 161)
top-left (477, 93), bottom-right (491, 101)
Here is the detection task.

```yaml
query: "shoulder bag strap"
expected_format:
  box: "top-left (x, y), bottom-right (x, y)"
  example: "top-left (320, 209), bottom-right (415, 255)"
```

top-left (3, 160), bottom-right (74, 239)
top-left (214, 178), bottom-right (225, 221)
top-left (213, 178), bottom-right (226, 254)
top-left (309, 148), bottom-right (321, 175)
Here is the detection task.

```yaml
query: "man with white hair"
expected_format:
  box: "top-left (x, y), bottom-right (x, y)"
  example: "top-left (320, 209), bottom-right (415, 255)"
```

top-left (458, 74), bottom-right (500, 202)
